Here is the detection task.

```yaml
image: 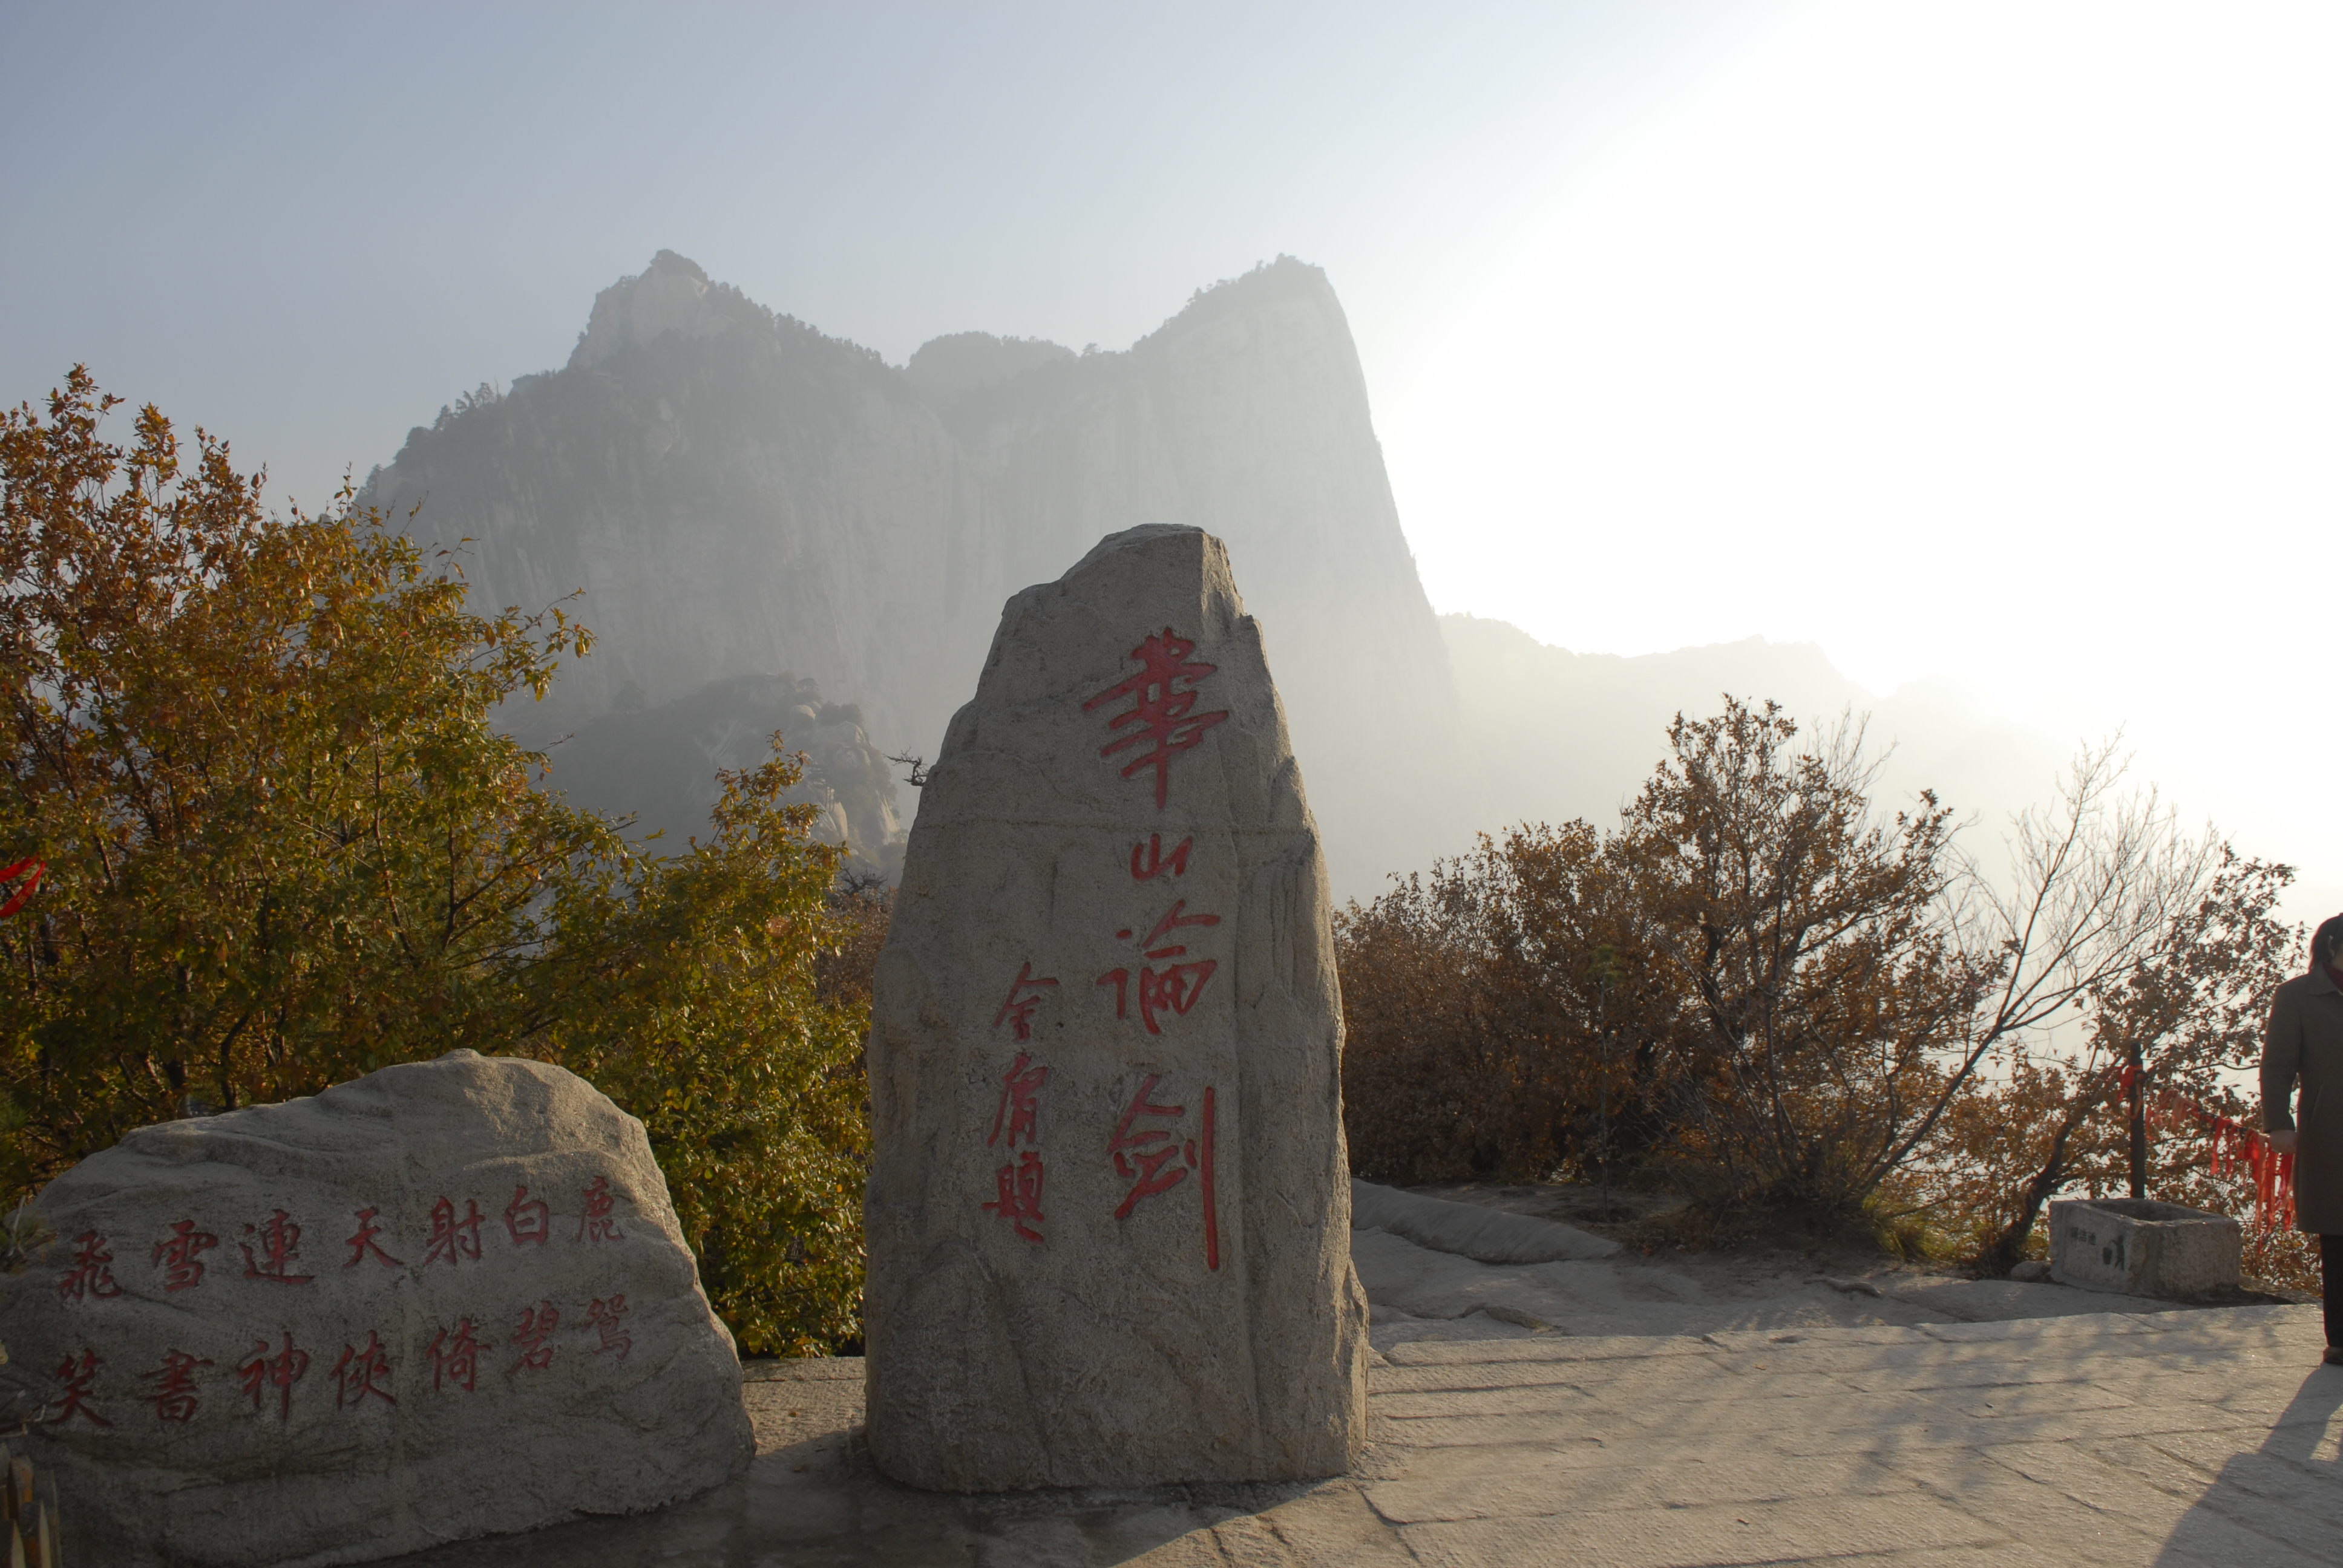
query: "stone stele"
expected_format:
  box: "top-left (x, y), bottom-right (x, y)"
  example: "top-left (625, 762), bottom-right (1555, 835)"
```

top-left (865, 523), bottom-right (1369, 1491)
top-left (0, 1049), bottom-right (752, 1568)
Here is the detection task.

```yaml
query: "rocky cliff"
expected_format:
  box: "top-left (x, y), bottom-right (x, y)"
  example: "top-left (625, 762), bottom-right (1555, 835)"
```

top-left (364, 252), bottom-right (1476, 895)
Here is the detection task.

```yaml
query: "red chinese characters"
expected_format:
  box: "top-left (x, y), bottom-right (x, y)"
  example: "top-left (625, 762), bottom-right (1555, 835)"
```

top-left (152, 1220), bottom-right (219, 1293)
top-left (981, 1051), bottom-right (1050, 1245)
top-left (344, 1206), bottom-right (405, 1269)
top-left (427, 1318), bottom-right (482, 1393)
top-left (240, 1209), bottom-right (315, 1285)
top-left (1097, 898), bottom-right (1221, 1034)
top-left (504, 1184), bottom-right (551, 1247)
top-left (424, 1197), bottom-right (485, 1267)
top-left (1083, 629), bottom-right (1229, 809)
top-left (57, 1231), bottom-right (122, 1304)
top-left (575, 1177), bottom-right (623, 1244)
top-left (332, 1332), bottom-right (396, 1410)
top-left (992, 961), bottom-right (1060, 1041)
top-left (1130, 834), bottom-right (1193, 881)
top-left (237, 1333), bottom-right (310, 1420)
top-left (587, 1295), bottom-right (632, 1361)
top-left (1105, 1075), bottom-right (1222, 1270)
top-left (47, 1350), bottom-right (110, 1428)
top-left (142, 1348), bottom-right (212, 1423)
top-left (983, 1152), bottom-right (1047, 1245)
top-left (511, 1301), bottom-right (559, 1374)
top-left (988, 1052), bottom-right (1049, 1150)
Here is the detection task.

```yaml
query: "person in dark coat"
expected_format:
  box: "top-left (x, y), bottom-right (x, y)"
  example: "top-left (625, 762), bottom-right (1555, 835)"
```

top-left (2264, 912), bottom-right (2343, 1362)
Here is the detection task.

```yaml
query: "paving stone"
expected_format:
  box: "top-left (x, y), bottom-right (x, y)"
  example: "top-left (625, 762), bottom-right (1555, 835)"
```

top-left (350, 1287), bottom-right (2343, 1566)
top-left (1398, 1492), bottom-right (2004, 1568)
top-left (1379, 1332), bottom-right (1714, 1367)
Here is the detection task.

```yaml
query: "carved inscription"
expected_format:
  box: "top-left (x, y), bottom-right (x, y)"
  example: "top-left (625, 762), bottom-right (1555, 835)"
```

top-left (39, 1169), bottom-right (643, 1427)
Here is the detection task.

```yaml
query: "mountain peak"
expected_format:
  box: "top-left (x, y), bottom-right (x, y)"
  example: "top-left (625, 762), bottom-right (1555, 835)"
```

top-left (568, 250), bottom-right (738, 371)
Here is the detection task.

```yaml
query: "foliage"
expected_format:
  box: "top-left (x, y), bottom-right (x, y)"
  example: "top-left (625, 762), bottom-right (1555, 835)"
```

top-left (0, 367), bottom-right (609, 1182)
top-left (0, 370), bottom-right (875, 1351)
top-left (1625, 703), bottom-right (1968, 1212)
top-left (1900, 849), bottom-right (2297, 1272)
top-left (529, 749), bottom-right (868, 1355)
top-left (1339, 696), bottom-right (2286, 1266)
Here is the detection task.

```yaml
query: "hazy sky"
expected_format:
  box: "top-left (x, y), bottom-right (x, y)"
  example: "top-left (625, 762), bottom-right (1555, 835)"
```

top-left (4, 2), bottom-right (2336, 924)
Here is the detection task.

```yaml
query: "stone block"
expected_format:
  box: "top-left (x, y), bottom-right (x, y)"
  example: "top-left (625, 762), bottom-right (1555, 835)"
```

top-left (2048, 1197), bottom-right (2241, 1298)
top-left (0, 1049), bottom-right (752, 1567)
top-left (863, 524), bottom-right (1368, 1491)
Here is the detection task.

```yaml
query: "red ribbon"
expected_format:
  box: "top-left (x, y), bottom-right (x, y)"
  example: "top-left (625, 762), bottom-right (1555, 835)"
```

top-left (2118, 1063), bottom-right (2293, 1231)
top-left (0, 858), bottom-right (41, 920)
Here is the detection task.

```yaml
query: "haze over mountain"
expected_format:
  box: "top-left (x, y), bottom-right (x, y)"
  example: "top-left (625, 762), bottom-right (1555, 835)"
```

top-left (364, 253), bottom-right (1478, 893)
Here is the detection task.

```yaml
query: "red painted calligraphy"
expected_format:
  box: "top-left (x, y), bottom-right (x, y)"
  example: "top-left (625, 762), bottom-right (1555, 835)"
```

top-left (152, 1219), bottom-right (219, 1292)
top-left (1134, 898), bottom-right (1219, 955)
top-left (343, 1206), bottom-right (404, 1269)
top-left (47, 1350), bottom-right (110, 1428)
top-left (982, 1150), bottom-right (1047, 1244)
top-left (992, 961), bottom-right (1060, 1042)
top-left (332, 1332), bottom-right (397, 1410)
top-left (1099, 900), bottom-right (1221, 1033)
top-left (1130, 834), bottom-right (1193, 880)
top-left (427, 1318), bottom-right (482, 1393)
top-left (1096, 964), bottom-right (1219, 1034)
top-left (575, 1176), bottom-right (623, 1243)
top-left (240, 1209), bottom-right (316, 1285)
top-left (57, 1231), bottom-right (122, 1304)
top-left (988, 1051), bottom-right (1050, 1149)
top-left (1107, 1075), bottom-right (1190, 1218)
top-left (140, 1348), bottom-right (212, 1423)
top-left (1104, 1077), bottom-right (1221, 1269)
top-left (1083, 629), bottom-right (1229, 808)
top-left (587, 1295), bottom-right (634, 1361)
top-left (503, 1184), bottom-right (551, 1246)
top-left (423, 1197), bottom-right (485, 1267)
top-left (236, 1333), bottom-right (310, 1420)
top-left (511, 1301), bottom-right (560, 1373)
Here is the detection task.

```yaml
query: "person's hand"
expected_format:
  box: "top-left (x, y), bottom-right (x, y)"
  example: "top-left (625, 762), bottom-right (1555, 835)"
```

top-left (2270, 1128), bottom-right (2299, 1157)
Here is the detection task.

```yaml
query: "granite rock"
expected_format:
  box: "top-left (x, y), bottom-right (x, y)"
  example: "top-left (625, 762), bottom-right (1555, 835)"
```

top-left (0, 1049), bottom-right (752, 1567)
top-left (863, 524), bottom-right (1368, 1491)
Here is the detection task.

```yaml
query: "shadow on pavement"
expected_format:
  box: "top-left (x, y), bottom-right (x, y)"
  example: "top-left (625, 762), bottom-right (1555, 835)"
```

top-left (384, 1420), bottom-right (1322, 1567)
top-left (2152, 1362), bottom-right (2343, 1566)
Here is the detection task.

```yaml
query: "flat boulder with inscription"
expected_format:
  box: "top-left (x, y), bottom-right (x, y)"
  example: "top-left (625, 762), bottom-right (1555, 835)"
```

top-left (865, 523), bottom-right (1369, 1491)
top-left (0, 1048), bottom-right (752, 1568)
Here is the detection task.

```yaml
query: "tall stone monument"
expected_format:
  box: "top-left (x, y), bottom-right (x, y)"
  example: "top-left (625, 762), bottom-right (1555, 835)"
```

top-left (865, 524), bottom-right (1368, 1491)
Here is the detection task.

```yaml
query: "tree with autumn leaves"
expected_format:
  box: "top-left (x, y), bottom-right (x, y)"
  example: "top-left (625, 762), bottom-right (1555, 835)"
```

top-left (1340, 698), bottom-right (2301, 1273)
top-left (0, 369), bottom-right (868, 1353)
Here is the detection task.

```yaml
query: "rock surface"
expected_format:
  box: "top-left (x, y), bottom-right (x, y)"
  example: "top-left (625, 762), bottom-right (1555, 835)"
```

top-left (1349, 1180), bottom-right (1619, 1266)
top-left (0, 1049), bottom-right (752, 1568)
top-left (863, 524), bottom-right (1368, 1491)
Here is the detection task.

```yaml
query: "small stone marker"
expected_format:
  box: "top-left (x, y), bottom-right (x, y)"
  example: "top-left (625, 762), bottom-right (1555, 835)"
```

top-left (0, 1049), bottom-right (752, 1568)
top-left (2048, 1197), bottom-right (2241, 1298)
top-left (865, 524), bottom-right (1369, 1491)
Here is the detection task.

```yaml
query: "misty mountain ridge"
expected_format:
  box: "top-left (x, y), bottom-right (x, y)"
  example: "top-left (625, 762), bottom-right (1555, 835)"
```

top-left (552, 673), bottom-right (904, 875)
top-left (364, 251), bottom-right (2066, 896)
top-left (1443, 613), bottom-right (2075, 858)
top-left (363, 250), bottom-right (1473, 892)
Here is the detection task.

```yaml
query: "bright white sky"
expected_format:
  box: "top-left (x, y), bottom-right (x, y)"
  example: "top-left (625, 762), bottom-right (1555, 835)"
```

top-left (2, 1), bottom-right (2336, 927)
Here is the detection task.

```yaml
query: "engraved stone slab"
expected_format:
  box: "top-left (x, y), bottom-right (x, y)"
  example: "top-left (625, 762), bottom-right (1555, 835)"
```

top-left (864, 524), bottom-right (1368, 1491)
top-left (2048, 1197), bottom-right (2242, 1298)
top-left (0, 1048), bottom-right (753, 1568)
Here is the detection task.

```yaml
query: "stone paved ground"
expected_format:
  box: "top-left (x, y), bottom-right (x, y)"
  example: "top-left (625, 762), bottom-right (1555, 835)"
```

top-left (387, 1301), bottom-right (2343, 1566)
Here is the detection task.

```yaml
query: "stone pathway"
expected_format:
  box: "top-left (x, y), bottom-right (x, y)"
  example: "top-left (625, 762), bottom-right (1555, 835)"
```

top-left (386, 1301), bottom-right (2343, 1566)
